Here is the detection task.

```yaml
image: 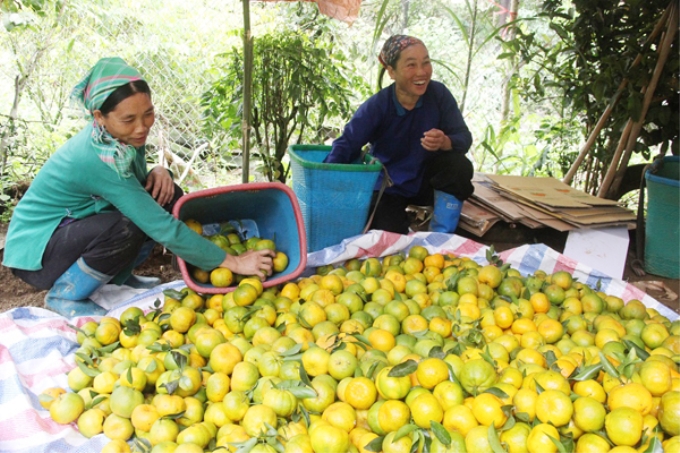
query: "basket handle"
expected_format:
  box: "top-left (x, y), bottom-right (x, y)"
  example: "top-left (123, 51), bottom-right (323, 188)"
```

top-left (362, 165), bottom-right (393, 234)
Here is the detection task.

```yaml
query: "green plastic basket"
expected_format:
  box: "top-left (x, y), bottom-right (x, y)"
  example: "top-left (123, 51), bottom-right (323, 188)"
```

top-left (288, 144), bottom-right (382, 252)
top-left (644, 156), bottom-right (679, 278)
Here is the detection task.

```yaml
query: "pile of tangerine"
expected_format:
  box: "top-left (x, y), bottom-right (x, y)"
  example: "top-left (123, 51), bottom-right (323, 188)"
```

top-left (40, 245), bottom-right (680, 453)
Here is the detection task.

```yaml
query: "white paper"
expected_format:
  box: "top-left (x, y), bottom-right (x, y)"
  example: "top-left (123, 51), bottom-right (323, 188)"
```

top-left (563, 226), bottom-right (630, 279)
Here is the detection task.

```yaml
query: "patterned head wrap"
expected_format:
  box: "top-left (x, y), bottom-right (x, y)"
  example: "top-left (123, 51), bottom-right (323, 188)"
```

top-left (70, 57), bottom-right (146, 178)
top-left (378, 35), bottom-right (424, 69)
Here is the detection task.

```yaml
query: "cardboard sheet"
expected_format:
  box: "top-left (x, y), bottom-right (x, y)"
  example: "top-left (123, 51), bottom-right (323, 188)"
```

top-left (487, 174), bottom-right (620, 208)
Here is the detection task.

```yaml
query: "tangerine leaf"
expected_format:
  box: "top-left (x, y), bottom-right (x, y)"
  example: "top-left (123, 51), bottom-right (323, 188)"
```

top-left (393, 423), bottom-right (418, 442)
top-left (144, 360), bottom-right (158, 373)
top-left (570, 363), bottom-right (602, 381)
top-left (364, 436), bottom-right (385, 452)
top-left (562, 436), bottom-right (575, 453)
top-left (366, 361), bottom-right (380, 380)
top-left (91, 395), bottom-right (107, 407)
top-left (68, 323), bottom-right (87, 336)
top-left (389, 359), bottom-right (418, 377)
top-left (544, 350), bottom-right (558, 369)
top-left (133, 437), bottom-right (152, 451)
top-left (501, 413), bottom-right (516, 430)
top-left (299, 405), bottom-right (311, 426)
top-left (147, 342), bottom-right (170, 353)
top-left (488, 425), bottom-right (505, 453)
top-left (623, 339), bottom-right (649, 360)
top-left (483, 387), bottom-right (509, 399)
top-left (38, 393), bottom-right (56, 406)
top-left (420, 433), bottom-right (432, 452)
top-left (644, 436), bottom-right (663, 453)
top-left (287, 386), bottom-right (317, 400)
top-left (515, 412), bottom-right (530, 423)
top-left (480, 348), bottom-right (496, 367)
top-left (547, 434), bottom-right (568, 453)
top-left (352, 334), bottom-right (372, 347)
top-left (598, 352), bottom-right (620, 379)
top-left (162, 289), bottom-right (184, 300)
top-left (165, 410), bottom-right (185, 420)
top-left (298, 361), bottom-right (312, 386)
top-left (264, 422), bottom-right (278, 437)
top-left (282, 352), bottom-right (303, 362)
top-left (428, 346), bottom-right (446, 359)
top-left (444, 361), bottom-right (462, 386)
top-left (99, 341), bottom-right (120, 354)
top-left (158, 312), bottom-right (171, 324)
top-left (431, 421), bottom-right (451, 446)
top-left (233, 438), bottom-right (259, 453)
top-left (77, 361), bottom-right (101, 378)
top-left (75, 352), bottom-right (94, 366)
top-left (162, 379), bottom-right (179, 395)
top-left (535, 380), bottom-right (545, 394)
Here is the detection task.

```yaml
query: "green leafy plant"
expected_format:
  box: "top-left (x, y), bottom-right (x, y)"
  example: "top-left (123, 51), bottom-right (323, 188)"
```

top-left (202, 30), bottom-right (365, 182)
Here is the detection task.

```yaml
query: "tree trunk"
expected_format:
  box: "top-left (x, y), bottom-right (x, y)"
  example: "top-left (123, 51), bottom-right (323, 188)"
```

top-left (498, 0), bottom-right (519, 124)
top-left (400, 0), bottom-right (409, 31)
top-left (460, 0), bottom-right (479, 114)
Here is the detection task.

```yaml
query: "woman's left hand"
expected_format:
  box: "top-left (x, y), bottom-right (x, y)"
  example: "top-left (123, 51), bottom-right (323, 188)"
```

top-left (145, 166), bottom-right (175, 206)
top-left (421, 128), bottom-right (452, 152)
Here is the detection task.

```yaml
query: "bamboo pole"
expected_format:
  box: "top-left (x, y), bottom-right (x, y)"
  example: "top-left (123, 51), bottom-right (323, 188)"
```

top-left (242, 0), bottom-right (253, 183)
top-left (608, 4), bottom-right (678, 197)
top-left (596, 116), bottom-right (635, 197)
top-left (563, 84), bottom-right (626, 186)
top-left (562, 3), bottom-right (673, 186)
top-left (599, 2), bottom-right (677, 198)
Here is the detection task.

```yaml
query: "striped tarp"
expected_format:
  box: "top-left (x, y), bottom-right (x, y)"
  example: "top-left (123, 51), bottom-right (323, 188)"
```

top-left (0, 231), bottom-right (675, 452)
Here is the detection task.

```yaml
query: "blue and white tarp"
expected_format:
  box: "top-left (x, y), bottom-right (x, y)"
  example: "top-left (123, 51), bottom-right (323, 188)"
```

top-left (0, 232), bottom-right (676, 452)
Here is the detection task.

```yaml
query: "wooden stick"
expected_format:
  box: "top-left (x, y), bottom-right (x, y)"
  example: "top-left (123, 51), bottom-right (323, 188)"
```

top-left (563, 86), bottom-right (626, 186)
top-left (607, 4), bottom-right (678, 197)
top-left (597, 115), bottom-right (635, 197)
top-left (563, 3), bottom-right (673, 186)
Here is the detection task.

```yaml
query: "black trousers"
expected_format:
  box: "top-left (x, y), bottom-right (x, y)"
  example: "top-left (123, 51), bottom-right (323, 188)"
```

top-left (369, 151), bottom-right (474, 234)
top-left (12, 184), bottom-right (183, 290)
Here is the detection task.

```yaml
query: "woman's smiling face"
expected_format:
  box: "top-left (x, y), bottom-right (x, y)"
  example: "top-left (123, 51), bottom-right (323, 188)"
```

top-left (387, 43), bottom-right (432, 104)
top-left (94, 92), bottom-right (155, 148)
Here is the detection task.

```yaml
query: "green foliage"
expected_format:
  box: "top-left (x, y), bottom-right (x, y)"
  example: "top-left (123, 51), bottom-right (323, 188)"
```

top-left (202, 30), bottom-right (366, 182)
top-left (499, 0), bottom-right (678, 193)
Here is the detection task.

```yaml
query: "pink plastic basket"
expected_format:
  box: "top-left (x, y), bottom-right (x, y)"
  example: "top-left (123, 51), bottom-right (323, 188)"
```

top-left (172, 182), bottom-right (307, 294)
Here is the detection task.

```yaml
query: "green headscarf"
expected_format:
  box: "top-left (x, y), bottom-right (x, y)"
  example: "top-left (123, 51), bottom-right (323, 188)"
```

top-left (71, 57), bottom-right (145, 178)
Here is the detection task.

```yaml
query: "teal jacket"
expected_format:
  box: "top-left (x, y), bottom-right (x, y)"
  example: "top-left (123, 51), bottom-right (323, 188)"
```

top-left (3, 123), bottom-right (225, 271)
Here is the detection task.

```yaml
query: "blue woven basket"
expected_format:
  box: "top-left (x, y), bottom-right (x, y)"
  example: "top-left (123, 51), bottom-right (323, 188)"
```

top-left (645, 156), bottom-right (679, 278)
top-left (289, 144), bottom-right (382, 252)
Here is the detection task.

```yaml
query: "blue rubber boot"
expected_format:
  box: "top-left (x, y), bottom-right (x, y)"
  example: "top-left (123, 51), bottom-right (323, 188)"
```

top-left (430, 190), bottom-right (463, 233)
top-left (45, 258), bottom-right (111, 317)
top-left (110, 240), bottom-right (161, 289)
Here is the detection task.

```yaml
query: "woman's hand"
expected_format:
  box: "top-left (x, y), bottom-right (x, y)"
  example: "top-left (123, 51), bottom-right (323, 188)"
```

top-left (421, 128), bottom-right (452, 152)
top-left (220, 249), bottom-right (275, 280)
top-left (145, 166), bottom-right (175, 206)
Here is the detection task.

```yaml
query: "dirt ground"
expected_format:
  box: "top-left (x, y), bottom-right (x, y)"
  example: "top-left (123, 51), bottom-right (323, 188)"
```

top-left (0, 223), bottom-right (677, 316)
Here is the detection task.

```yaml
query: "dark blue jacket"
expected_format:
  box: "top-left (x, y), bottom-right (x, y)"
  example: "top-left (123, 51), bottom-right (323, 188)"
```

top-left (325, 81), bottom-right (472, 198)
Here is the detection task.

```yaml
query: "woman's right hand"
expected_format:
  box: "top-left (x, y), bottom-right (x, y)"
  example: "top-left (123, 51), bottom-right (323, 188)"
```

top-left (220, 249), bottom-right (275, 280)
